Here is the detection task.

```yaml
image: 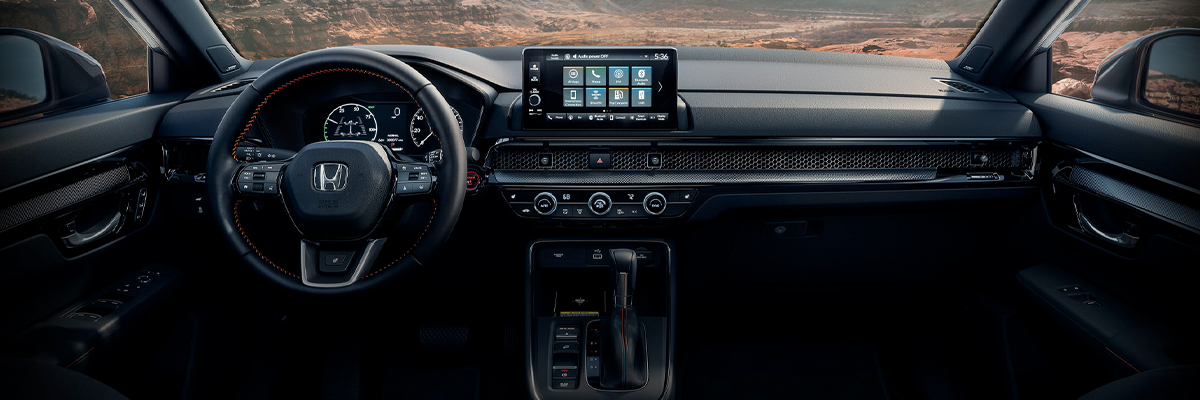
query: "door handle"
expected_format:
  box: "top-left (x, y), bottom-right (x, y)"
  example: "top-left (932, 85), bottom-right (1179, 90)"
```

top-left (1072, 195), bottom-right (1138, 248)
top-left (62, 212), bottom-right (123, 248)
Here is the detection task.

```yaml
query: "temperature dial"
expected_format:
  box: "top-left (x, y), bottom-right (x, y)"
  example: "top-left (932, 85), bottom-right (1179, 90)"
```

top-left (643, 192), bottom-right (667, 215)
top-left (534, 192), bottom-right (557, 215)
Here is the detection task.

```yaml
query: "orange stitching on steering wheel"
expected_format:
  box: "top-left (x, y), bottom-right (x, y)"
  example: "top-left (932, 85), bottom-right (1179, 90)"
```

top-left (228, 67), bottom-right (444, 282)
top-left (233, 199), bottom-right (299, 279)
top-left (361, 198), bottom-right (438, 280)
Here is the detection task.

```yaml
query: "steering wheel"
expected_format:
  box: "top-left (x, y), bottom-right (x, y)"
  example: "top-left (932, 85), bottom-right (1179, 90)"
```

top-left (206, 47), bottom-right (466, 294)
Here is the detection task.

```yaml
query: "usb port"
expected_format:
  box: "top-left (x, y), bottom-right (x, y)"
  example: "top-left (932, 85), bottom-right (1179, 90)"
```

top-left (967, 173), bottom-right (1000, 181)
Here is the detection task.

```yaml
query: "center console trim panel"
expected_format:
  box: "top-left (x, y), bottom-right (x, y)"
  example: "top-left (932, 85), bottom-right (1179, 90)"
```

top-left (526, 239), bottom-right (676, 400)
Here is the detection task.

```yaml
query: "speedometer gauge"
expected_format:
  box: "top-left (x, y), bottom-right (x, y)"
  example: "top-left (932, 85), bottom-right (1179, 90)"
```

top-left (324, 103), bottom-right (378, 141)
top-left (409, 106), bottom-right (462, 151)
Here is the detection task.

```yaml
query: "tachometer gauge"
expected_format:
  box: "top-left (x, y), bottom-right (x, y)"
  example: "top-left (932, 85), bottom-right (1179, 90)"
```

top-left (323, 103), bottom-right (378, 141)
top-left (409, 106), bottom-right (463, 150)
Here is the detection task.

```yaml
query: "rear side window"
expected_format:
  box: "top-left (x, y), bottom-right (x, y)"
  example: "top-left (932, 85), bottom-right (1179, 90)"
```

top-left (0, 0), bottom-right (148, 99)
top-left (1051, 0), bottom-right (1200, 100)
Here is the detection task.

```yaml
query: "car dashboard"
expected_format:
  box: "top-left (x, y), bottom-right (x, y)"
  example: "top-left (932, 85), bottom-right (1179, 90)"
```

top-left (157, 45), bottom-right (1040, 227)
top-left (142, 45), bottom-right (1045, 399)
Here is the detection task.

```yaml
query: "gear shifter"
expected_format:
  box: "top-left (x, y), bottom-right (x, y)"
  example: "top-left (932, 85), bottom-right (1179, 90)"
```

top-left (600, 248), bottom-right (648, 390)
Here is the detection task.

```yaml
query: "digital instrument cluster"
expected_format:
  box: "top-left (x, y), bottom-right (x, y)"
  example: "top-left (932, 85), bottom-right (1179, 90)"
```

top-left (314, 99), bottom-right (462, 156)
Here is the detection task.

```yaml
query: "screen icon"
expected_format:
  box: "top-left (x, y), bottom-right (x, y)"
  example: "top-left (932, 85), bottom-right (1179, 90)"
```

top-left (631, 88), bottom-right (652, 107)
top-left (608, 88), bottom-right (629, 107)
top-left (586, 88), bottom-right (607, 107)
top-left (631, 67), bottom-right (652, 87)
top-left (609, 66), bottom-right (629, 86)
top-left (564, 88), bottom-right (584, 107)
top-left (586, 66), bottom-right (607, 86)
top-left (563, 67), bottom-right (583, 86)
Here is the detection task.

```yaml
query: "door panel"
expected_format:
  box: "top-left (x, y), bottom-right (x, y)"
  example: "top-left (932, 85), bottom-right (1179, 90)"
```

top-left (0, 93), bottom-right (184, 189)
top-left (1014, 92), bottom-right (1200, 190)
top-left (0, 94), bottom-right (183, 345)
top-left (1011, 91), bottom-right (1200, 395)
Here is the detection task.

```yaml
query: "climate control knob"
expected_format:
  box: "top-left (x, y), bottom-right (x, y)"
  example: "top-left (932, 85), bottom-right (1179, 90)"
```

top-left (643, 192), bottom-right (667, 215)
top-left (534, 192), bottom-right (557, 215)
top-left (588, 192), bottom-right (612, 215)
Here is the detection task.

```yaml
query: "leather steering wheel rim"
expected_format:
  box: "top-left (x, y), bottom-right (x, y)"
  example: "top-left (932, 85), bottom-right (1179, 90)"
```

top-left (206, 47), bottom-right (467, 295)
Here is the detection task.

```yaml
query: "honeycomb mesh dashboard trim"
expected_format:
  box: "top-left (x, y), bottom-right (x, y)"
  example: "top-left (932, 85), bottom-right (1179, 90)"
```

top-left (490, 169), bottom-right (937, 185)
top-left (489, 146), bottom-right (1022, 171)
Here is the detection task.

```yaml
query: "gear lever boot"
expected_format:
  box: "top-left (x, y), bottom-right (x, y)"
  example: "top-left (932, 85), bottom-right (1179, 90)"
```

top-left (599, 248), bottom-right (648, 390)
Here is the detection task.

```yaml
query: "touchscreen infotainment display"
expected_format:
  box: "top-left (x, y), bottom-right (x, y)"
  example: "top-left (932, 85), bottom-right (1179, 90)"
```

top-left (522, 47), bottom-right (678, 130)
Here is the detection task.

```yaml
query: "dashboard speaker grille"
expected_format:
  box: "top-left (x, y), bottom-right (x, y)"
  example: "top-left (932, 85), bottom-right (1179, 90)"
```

top-left (490, 147), bottom-right (1022, 171)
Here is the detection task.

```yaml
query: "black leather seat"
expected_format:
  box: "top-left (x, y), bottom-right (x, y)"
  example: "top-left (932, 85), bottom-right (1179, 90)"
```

top-left (1079, 365), bottom-right (1200, 400)
top-left (0, 357), bottom-right (129, 400)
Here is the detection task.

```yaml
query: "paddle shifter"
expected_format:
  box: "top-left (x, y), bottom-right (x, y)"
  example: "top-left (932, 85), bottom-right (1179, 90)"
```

top-left (600, 248), bottom-right (648, 390)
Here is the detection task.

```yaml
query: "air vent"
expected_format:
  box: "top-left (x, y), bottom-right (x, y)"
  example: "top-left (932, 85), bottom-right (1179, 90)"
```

top-left (207, 79), bottom-right (253, 94)
top-left (938, 80), bottom-right (987, 94)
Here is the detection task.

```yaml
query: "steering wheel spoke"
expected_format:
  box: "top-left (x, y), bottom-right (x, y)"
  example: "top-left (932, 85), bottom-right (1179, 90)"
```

top-left (299, 238), bottom-right (387, 288)
top-left (232, 160), bottom-right (290, 199)
top-left (207, 47), bottom-right (466, 294)
top-left (391, 161), bottom-right (436, 198)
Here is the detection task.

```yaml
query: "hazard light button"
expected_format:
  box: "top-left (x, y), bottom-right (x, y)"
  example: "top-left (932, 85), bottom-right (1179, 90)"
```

top-left (588, 152), bottom-right (611, 169)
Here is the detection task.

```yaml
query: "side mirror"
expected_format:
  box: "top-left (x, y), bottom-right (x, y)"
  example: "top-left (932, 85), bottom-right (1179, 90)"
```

top-left (1091, 28), bottom-right (1200, 123)
top-left (0, 28), bottom-right (109, 122)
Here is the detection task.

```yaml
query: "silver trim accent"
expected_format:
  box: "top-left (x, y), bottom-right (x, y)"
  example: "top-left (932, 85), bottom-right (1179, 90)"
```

top-left (313, 163), bottom-right (349, 191)
top-left (534, 192), bottom-right (557, 215)
top-left (1073, 195), bottom-right (1139, 248)
top-left (643, 192), bottom-right (666, 215)
top-left (588, 192), bottom-right (612, 215)
top-left (492, 169), bottom-right (936, 185)
top-left (1061, 166), bottom-right (1200, 233)
top-left (299, 238), bottom-right (386, 288)
top-left (62, 211), bottom-right (124, 248)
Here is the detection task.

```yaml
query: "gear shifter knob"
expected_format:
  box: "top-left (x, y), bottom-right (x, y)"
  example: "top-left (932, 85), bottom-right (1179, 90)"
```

top-left (610, 248), bottom-right (637, 306)
top-left (601, 248), bottom-right (647, 390)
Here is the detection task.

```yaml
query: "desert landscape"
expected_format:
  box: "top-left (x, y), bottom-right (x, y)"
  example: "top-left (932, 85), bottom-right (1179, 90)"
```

top-left (201, 0), bottom-right (998, 60)
top-left (0, 0), bottom-right (149, 99)
top-left (1051, 0), bottom-right (1200, 99)
top-left (2, 0), bottom-right (1198, 102)
top-left (1145, 71), bottom-right (1200, 115)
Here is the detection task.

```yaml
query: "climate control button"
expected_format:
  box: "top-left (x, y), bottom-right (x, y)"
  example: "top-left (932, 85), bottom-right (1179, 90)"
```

top-left (643, 192), bottom-right (667, 215)
top-left (588, 192), bottom-right (612, 215)
top-left (534, 192), bottom-right (557, 215)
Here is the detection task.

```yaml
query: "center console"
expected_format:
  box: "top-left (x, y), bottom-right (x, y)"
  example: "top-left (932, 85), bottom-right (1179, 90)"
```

top-left (526, 240), bottom-right (675, 399)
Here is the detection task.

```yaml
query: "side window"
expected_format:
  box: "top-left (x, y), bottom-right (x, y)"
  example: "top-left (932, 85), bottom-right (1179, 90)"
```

top-left (0, 0), bottom-right (148, 100)
top-left (1051, 0), bottom-right (1200, 100)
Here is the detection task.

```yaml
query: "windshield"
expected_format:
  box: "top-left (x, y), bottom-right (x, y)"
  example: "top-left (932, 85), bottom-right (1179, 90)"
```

top-left (203, 0), bottom-right (999, 60)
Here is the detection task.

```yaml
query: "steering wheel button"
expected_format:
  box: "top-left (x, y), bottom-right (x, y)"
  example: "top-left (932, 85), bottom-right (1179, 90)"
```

top-left (320, 252), bottom-right (353, 274)
top-left (264, 183), bottom-right (279, 194)
top-left (238, 183), bottom-right (253, 192)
